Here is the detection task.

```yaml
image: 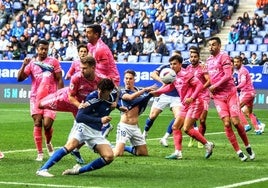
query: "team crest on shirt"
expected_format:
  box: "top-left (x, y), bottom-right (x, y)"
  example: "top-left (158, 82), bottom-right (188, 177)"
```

top-left (70, 83), bottom-right (74, 90)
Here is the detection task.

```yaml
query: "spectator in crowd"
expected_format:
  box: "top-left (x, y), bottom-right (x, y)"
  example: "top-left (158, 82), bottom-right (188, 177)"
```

top-left (195, 0), bottom-right (206, 11)
top-left (142, 35), bottom-right (156, 55)
top-left (49, 21), bottom-right (60, 41)
top-left (58, 41), bottom-right (66, 59)
top-left (36, 21), bottom-right (48, 40)
top-left (168, 24), bottom-right (181, 47)
top-left (155, 5), bottom-right (167, 23)
top-left (108, 36), bottom-right (120, 56)
top-left (141, 18), bottom-right (156, 41)
top-left (212, 3), bottom-right (223, 29)
top-left (154, 15), bottom-right (166, 36)
top-left (60, 9), bottom-right (72, 26)
top-left (177, 24), bottom-right (194, 45)
top-left (203, 11), bottom-right (219, 34)
top-left (154, 37), bottom-right (169, 56)
top-left (164, 0), bottom-right (175, 18)
top-left (60, 23), bottom-right (69, 41)
top-left (249, 52), bottom-right (261, 65)
top-left (18, 34), bottom-right (29, 59)
top-left (3, 0), bottom-right (13, 21)
top-left (12, 44), bottom-right (21, 60)
top-left (235, 16), bottom-right (244, 32)
top-left (154, 0), bottom-right (162, 10)
top-left (0, 33), bottom-right (9, 58)
top-left (131, 36), bottom-right (143, 56)
top-left (239, 24), bottom-right (252, 44)
top-left (174, 0), bottom-right (184, 13)
top-left (171, 10), bottom-right (184, 29)
top-left (137, 10), bottom-right (147, 29)
top-left (192, 26), bottom-right (206, 46)
top-left (12, 21), bottom-right (25, 39)
top-left (248, 19), bottom-right (258, 38)
top-left (30, 8), bottom-right (42, 27)
top-left (193, 8), bottom-right (205, 29)
top-left (242, 12), bottom-right (250, 25)
top-left (228, 25), bottom-right (239, 44)
top-left (260, 53), bottom-right (268, 66)
top-left (64, 41), bottom-right (79, 61)
top-left (118, 35), bottom-right (132, 58)
top-left (146, 3), bottom-right (158, 23)
top-left (219, 0), bottom-right (230, 21)
top-left (182, 0), bottom-right (195, 17)
top-left (240, 52), bottom-right (249, 65)
top-left (253, 13), bottom-right (264, 31)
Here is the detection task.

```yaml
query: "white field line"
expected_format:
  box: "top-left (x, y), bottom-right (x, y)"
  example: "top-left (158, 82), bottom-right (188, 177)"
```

top-left (215, 177), bottom-right (268, 188)
top-left (0, 181), bottom-right (102, 188)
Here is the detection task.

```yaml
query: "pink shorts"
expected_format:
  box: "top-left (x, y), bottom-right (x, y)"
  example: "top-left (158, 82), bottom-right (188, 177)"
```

top-left (178, 98), bottom-right (204, 119)
top-left (239, 92), bottom-right (255, 108)
top-left (213, 91), bottom-right (240, 119)
top-left (30, 97), bottom-right (56, 120)
top-left (203, 95), bottom-right (210, 111)
top-left (40, 89), bottom-right (78, 117)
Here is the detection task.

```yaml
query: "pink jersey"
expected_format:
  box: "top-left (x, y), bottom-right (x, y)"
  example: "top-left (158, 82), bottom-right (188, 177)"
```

top-left (206, 51), bottom-right (236, 97)
top-left (65, 60), bottom-right (81, 78)
top-left (69, 71), bottom-right (104, 102)
top-left (87, 38), bottom-right (120, 86)
top-left (235, 66), bottom-right (255, 94)
top-left (24, 57), bottom-right (62, 98)
top-left (156, 68), bottom-right (203, 106)
top-left (186, 63), bottom-right (210, 99)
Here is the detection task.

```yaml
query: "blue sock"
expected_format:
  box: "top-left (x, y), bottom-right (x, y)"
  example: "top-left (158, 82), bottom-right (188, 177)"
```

top-left (193, 121), bottom-right (197, 128)
top-left (144, 118), bottom-right (155, 132)
top-left (124, 146), bottom-right (136, 155)
top-left (167, 119), bottom-right (175, 134)
top-left (79, 157), bottom-right (107, 174)
top-left (40, 147), bottom-right (68, 170)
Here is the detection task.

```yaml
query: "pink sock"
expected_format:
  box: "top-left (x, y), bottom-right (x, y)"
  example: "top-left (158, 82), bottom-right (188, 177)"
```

top-left (33, 126), bottom-right (43, 154)
top-left (173, 129), bottom-right (182, 151)
top-left (186, 127), bottom-right (207, 145)
top-left (224, 126), bottom-right (240, 152)
top-left (249, 113), bottom-right (259, 130)
top-left (235, 123), bottom-right (249, 147)
top-left (44, 127), bottom-right (53, 144)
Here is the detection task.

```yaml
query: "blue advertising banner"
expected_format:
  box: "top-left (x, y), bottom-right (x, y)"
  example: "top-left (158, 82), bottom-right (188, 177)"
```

top-left (0, 61), bottom-right (268, 88)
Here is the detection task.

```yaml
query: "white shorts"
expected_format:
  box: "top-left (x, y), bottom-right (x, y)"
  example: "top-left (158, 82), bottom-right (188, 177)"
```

top-left (152, 94), bottom-right (182, 111)
top-left (116, 122), bottom-right (146, 146)
top-left (70, 122), bottom-right (110, 150)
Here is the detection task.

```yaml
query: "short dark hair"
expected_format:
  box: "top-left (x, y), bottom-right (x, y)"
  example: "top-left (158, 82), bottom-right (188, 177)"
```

top-left (80, 55), bottom-right (96, 67)
top-left (169, 55), bottom-right (183, 64)
top-left (77, 44), bottom-right (88, 52)
top-left (87, 24), bottom-right (102, 37)
top-left (208, 37), bottom-right (221, 45)
top-left (37, 40), bottom-right (49, 46)
top-left (189, 45), bottom-right (200, 53)
top-left (97, 78), bottom-right (115, 91)
top-left (124, 69), bottom-right (136, 77)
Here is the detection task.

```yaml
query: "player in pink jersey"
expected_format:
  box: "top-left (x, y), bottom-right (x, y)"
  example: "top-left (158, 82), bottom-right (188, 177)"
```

top-left (86, 24), bottom-right (120, 136)
top-left (206, 37), bottom-right (255, 161)
top-left (151, 55), bottom-right (214, 160)
top-left (186, 50), bottom-right (211, 149)
top-left (86, 24), bottom-right (120, 86)
top-left (17, 40), bottom-right (64, 161)
top-left (233, 56), bottom-right (264, 135)
top-left (65, 44), bottom-right (89, 80)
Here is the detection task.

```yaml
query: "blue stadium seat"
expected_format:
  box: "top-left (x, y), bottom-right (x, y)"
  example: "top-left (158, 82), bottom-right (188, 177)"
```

top-left (258, 44), bottom-right (268, 52)
top-left (161, 55), bottom-right (170, 63)
top-left (183, 16), bottom-right (190, 23)
top-left (229, 51), bottom-right (240, 57)
top-left (175, 43), bottom-right (186, 51)
top-left (246, 44), bottom-right (258, 52)
top-left (150, 54), bottom-right (162, 63)
top-left (128, 55), bottom-right (138, 63)
top-left (224, 44), bottom-right (235, 52)
top-left (181, 51), bottom-right (190, 60)
top-left (202, 29), bottom-right (211, 38)
top-left (187, 43), bottom-right (198, 50)
top-left (253, 37), bottom-right (263, 44)
top-left (235, 44), bottom-right (246, 52)
top-left (257, 30), bottom-right (266, 38)
top-left (138, 55), bottom-right (150, 63)
top-left (165, 42), bottom-right (175, 54)
top-left (133, 29), bottom-right (141, 36)
top-left (117, 54), bottom-right (126, 62)
top-left (243, 51), bottom-right (251, 59)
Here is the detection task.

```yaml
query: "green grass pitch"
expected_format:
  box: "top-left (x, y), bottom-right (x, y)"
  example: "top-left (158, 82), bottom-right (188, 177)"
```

top-left (0, 103), bottom-right (267, 188)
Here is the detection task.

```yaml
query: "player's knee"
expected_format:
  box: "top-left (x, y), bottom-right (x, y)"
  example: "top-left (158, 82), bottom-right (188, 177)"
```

top-left (103, 154), bottom-right (114, 164)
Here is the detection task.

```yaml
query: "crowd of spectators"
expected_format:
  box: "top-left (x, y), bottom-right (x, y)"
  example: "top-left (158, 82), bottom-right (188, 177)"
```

top-left (226, 0), bottom-right (268, 66)
top-left (0, 0), bottom-right (239, 61)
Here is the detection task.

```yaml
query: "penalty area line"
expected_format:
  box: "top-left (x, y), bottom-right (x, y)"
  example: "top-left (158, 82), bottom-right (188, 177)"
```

top-left (215, 177), bottom-right (268, 188)
top-left (0, 181), bottom-right (102, 188)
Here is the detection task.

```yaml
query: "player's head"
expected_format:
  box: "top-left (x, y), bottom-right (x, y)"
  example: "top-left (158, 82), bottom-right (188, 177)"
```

top-left (80, 55), bottom-right (96, 79)
top-left (233, 56), bottom-right (242, 70)
top-left (77, 44), bottom-right (89, 59)
top-left (190, 50), bottom-right (200, 66)
top-left (169, 55), bottom-right (183, 73)
top-left (208, 37), bottom-right (221, 56)
top-left (36, 40), bottom-right (49, 60)
top-left (124, 69), bottom-right (136, 89)
top-left (97, 78), bottom-right (115, 100)
top-left (189, 45), bottom-right (200, 54)
top-left (172, 50), bottom-right (181, 56)
top-left (86, 24), bottom-right (102, 44)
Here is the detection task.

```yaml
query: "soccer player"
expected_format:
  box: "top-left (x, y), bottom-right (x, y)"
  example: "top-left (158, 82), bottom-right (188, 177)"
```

top-left (113, 69), bottom-right (156, 157)
top-left (17, 40), bottom-right (64, 161)
top-left (206, 37), bottom-right (255, 161)
top-left (65, 44), bottom-right (89, 80)
top-left (151, 55), bottom-right (214, 159)
top-left (36, 78), bottom-right (118, 177)
top-left (186, 50), bottom-right (210, 149)
top-left (142, 50), bottom-right (182, 147)
top-left (86, 23), bottom-right (120, 136)
top-left (232, 56), bottom-right (264, 135)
